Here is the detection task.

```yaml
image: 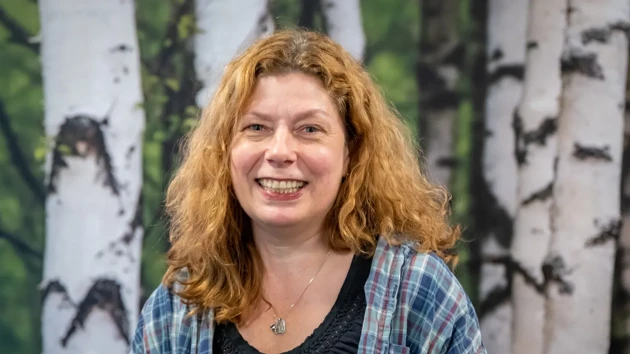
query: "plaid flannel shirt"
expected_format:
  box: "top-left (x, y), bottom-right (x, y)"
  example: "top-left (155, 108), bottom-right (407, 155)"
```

top-left (132, 237), bottom-right (486, 353)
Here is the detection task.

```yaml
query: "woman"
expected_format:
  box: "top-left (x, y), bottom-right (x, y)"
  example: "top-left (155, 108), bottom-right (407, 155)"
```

top-left (132, 30), bottom-right (485, 354)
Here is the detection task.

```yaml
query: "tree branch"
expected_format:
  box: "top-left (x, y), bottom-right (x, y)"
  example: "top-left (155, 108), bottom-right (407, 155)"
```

top-left (0, 5), bottom-right (39, 53)
top-left (0, 99), bottom-right (46, 202)
top-left (0, 228), bottom-right (42, 259)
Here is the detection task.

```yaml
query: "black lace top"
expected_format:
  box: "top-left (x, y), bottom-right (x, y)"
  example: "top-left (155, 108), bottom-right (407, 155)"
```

top-left (213, 254), bottom-right (372, 353)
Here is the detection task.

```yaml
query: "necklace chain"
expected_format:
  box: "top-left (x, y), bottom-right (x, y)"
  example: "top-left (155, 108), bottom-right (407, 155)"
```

top-left (264, 249), bottom-right (332, 335)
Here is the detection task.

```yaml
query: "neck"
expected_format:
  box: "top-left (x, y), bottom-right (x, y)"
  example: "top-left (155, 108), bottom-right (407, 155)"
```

top-left (251, 222), bottom-right (330, 274)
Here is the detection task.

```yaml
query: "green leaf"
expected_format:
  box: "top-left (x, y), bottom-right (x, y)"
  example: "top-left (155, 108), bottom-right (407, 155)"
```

top-left (57, 144), bottom-right (72, 156)
top-left (177, 14), bottom-right (195, 39)
top-left (164, 78), bottom-right (180, 92)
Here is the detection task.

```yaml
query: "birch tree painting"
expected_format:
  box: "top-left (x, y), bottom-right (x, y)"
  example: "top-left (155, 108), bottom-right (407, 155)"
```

top-left (39, 0), bottom-right (145, 352)
top-left (478, 1), bottom-right (528, 353)
top-left (194, 0), bottom-right (275, 108)
top-left (418, 0), bottom-right (461, 187)
top-left (510, 0), bottom-right (566, 353)
top-left (545, 1), bottom-right (629, 352)
top-left (320, 0), bottom-right (366, 62)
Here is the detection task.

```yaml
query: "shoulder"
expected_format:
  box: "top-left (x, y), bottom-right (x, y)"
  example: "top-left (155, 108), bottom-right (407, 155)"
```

top-left (373, 238), bottom-right (485, 353)
top-left (131, 283), bottom-right (198, 353)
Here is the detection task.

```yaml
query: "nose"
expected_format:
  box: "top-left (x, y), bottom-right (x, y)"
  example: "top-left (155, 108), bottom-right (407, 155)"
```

top-left (265, 128), bottom-right (296, 165)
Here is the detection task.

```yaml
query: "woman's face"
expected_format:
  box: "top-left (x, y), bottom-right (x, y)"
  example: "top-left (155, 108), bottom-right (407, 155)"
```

top-left (230, 72), bottom-right (349, 232)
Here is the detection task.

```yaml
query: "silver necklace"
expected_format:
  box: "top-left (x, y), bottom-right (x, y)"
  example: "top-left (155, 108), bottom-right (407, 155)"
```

top-left (265, 249), bottom-right (332, 335)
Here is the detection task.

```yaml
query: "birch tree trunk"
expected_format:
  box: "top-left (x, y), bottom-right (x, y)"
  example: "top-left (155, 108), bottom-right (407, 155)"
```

top-left (509, 1), bottom-right (566, 353)
top-left (320, 0), bottom-right (365, 62)
top-left (478, 1), bottom-right (528, 352)
top-left (39, 1), bottom-right (145, 353)
top-left (545, 1), bottom-right (629, 352)
top-left (417, 0), bottom-right (461, 187)
top-left (194, 0), bottom-right (274, 108)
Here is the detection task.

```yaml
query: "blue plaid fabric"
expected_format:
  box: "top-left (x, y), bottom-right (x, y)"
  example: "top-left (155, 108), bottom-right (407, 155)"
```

top-left (131, 237), bottom-right (486, 353)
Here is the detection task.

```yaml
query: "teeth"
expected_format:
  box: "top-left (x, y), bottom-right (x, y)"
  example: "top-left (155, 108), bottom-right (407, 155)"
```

top-left (258, 179), bottom-right (305, 193)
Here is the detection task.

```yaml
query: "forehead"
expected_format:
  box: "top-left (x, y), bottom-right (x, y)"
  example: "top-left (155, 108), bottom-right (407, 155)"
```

top-left (244, 73), bottom-right (339, 115)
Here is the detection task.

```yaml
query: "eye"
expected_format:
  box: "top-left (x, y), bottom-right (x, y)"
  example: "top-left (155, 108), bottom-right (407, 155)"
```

top-left (246, 124), bottom-right (265, 131)
top-left (302, 125), bottom-right (320, 133)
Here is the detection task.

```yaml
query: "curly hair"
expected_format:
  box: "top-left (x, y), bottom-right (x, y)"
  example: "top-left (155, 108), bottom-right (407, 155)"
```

top-left (163, 29), bottom-right (460, 324)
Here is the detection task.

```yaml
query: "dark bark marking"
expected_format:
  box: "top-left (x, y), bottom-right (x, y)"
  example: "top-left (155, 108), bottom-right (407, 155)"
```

top-left (417, 64), bottom-right (460, 110)
top-left (110, 44), bottom-right (133, 52)
top-left (417, 64), bottom-right (445, 92)
top-left (582, 28), bottom-right (611, 44)
top-left (114, 77), bottom-right (120, 84)
top-left (488, 65), bottom-right (525, 85)
top-left (542, 254), bottom-right (574, 295)
top-left (524, 117), bottom-right (558, 146)
top-left (41, 279), bottom-right (75, 306)
top-left (573, 143), bottom-right (613, 161)
top-left (522, 182), bottom-right (554, 206)
top-left (122, 194), bottom-right (143, 244)
top-left (257, 11), bottom-right (272, 34)
top-left (585, 219), bottom-right (621, 247)
top-left (479, 284), bottom-right (510, 318)
top-left (490, 48), bottom-right (504, 61)
top-left (611, 21), bottom-right (630, 41)
top-left (96, 194), bottom-right (143, 261)
top-left (479, 187), bottom-right (513, 249)
top-left (442, 42), bottom-right (467, 68)
top-left (561, 52), bottom-right (605, 80)
top-left (126, 145), bottom-right (136, 160)
top-left (582, 21), bottom-right (630, 44)
top-left (425, 91), bottom-right (461, 110)
top-left (477, 253), bottom-right (574, 311)
top-left (61, 279), bottom-right (130, 347)
top-left (526, 41), bottom-right (539, 50)
top-left (513, 109), bottom-right (527, 165)
top-left (514, 114), bottom-right (558, 166)
top-left (47, 114), bottom-right (120, 196)
top-left (436, 157), bottom-right (458, 168)
top-left (122, 66), bottom-right (129, 75)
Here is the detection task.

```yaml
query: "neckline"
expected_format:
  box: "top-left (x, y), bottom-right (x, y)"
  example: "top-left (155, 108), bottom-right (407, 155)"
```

top-left (222, 254), bottom-right (367, 354)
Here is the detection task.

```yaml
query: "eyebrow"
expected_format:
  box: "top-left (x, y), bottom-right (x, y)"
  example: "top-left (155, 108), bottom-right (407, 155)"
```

top-left (244, 108), bottom-right (332, 121)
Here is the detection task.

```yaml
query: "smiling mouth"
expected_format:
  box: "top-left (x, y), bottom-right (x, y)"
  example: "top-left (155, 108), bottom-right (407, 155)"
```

top-left (256, 179), bottom-right (307, 194)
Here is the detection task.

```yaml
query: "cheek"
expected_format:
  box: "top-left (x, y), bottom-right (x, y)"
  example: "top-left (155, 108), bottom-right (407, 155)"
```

top-left (230, 143), bottom-right (258, 181)
top-left (305, 146), bottom-right (347, 178)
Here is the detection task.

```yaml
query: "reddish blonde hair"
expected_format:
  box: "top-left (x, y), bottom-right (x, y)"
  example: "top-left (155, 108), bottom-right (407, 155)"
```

top-left (163, 29), bottom-right (460, 323)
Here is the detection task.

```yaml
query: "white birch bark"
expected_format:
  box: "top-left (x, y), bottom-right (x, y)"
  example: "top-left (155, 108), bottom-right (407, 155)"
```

top-left (320, 0), bottom-right (366, 62)
top-left (479, 1), bottom-right (528, 353)
top-left (194, 0), bottom-right (274, 107)
top-left (39, 1), bottom-right (145, 353)
top-left (419, 0), bottom-right (460, 187)
top-left (509, 1), bottom-right (567, 353)
top-left (545, 0), bottom-right (629, 352)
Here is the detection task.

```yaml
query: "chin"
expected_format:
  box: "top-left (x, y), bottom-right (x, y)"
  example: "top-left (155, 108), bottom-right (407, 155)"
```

top-left (248, 206), bottom-right (304, 227)
top-left (256, 214), bottom-right (302, 227)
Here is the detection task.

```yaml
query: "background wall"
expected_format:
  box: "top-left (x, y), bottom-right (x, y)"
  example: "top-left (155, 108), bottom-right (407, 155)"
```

top-left (0, 0), bottom-right (628, 353)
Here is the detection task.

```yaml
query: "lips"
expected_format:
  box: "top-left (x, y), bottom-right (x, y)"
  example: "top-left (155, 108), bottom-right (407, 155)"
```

top-left (256, 178), bottom-right (307, 194)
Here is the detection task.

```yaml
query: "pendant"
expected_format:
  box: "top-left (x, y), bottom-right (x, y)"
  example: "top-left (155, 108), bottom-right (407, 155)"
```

top-left (270, 318), bottom-right (286, 334)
